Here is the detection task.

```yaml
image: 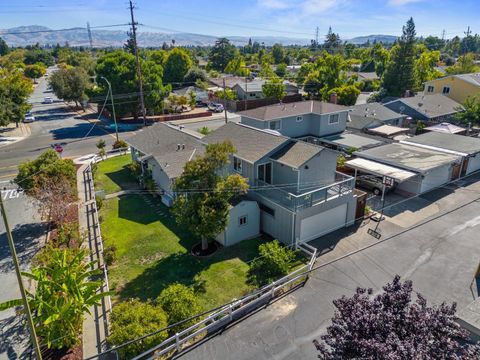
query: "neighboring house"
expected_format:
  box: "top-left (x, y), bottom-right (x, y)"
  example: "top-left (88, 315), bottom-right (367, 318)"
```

top-left (127, 123), bottom-right (205, 207)
top-left (350, 143), bottom-right (462, 196)
top-left (347, 71), bottom-right (380, 81)
top-left (424, 122), bottom-right (467, 135)
top-left (348, 102), bottom-right (408, 130)
top-left (400, 131), bottom-right (480, 176)
top-left (383, 94), bottom-right (462, 122)
top-left (423, 73), bottom-right (480, 104)
top-left (173, 86), bottom-right (209, 102)
top-left (318, 132), bottom-right (385, 152)
top-left (239, 100), bottom-right (349, 139)
top-left (203, 122), bottom-right (357, 245)
top-left (232, 79), bottom-right (299, 100)
top-left (216, 198), bottom-right (260, 247)
top-left (365, 125), bottom-right (410, 139)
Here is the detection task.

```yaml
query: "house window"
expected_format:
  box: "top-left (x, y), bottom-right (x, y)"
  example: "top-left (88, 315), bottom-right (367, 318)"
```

top-left (427, 85), bottom-right (434, 93)
top-left (269, 120), bottom-right (281, 130)
top-left (249, 92), bottom-right (256, 97)
top-left (296, 116), bottom-right (303, 122)
top-left (258, 163), bottom-right (272, 184)
top-left (233, 156), bottom-right (242, 173)
top-left (442, 86), bottom-right (451, 94)
top-left (328, 114), bottom-right (339, 125)
top-left (259, 203), bottom-right (275, 217)
top-left (239, 215), bottom-right (248, 226)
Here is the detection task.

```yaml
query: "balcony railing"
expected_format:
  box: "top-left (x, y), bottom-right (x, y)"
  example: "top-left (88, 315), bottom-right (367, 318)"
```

top-left (253, 172), bottom-right (354, 211)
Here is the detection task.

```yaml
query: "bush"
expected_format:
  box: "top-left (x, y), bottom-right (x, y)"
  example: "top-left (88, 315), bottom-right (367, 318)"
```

top-left (112, 139), bottom-right (128, 150)
top-left (103, 244), bottom-right (117, 266)
top-left (95, 196), bottom-right (103, 210)
top-left (337, 154), bottom-right (346, 168)
top-left (56, 221), bottom-right (80, 248)
top-left (109, 299), bottom-right (168, 359)
top-left (248, 240), bottom-right (296, 286)
top-left (157, 284), bottom-right (200, 333)
top-left (198, 126), bottom-right (211, 135)
top-left (127, 161), bottom-right (142, 176)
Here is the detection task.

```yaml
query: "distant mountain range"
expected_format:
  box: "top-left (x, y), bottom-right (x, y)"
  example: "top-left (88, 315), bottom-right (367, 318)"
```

top-left (0, 25), bottom-right (397, 47)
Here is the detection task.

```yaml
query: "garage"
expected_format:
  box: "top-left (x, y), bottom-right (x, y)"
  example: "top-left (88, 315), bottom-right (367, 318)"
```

top-left (299, 204), bottom-right (347, 242)
top-left (467, 154), bottom-right (480, 175)
top-left (420, 165), bottom-right (452, 193)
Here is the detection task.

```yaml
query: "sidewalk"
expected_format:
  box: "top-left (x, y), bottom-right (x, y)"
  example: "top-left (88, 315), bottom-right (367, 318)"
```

top-left (0, 122), bottom-right (31, 147)
top-left (78, 164), bottom-right (113, 360)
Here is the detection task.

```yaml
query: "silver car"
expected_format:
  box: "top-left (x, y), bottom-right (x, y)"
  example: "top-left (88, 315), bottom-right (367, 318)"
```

top-left (24, 112), bottom-right (35, 123)
top-left (355, 175), bottom-right (395, 195)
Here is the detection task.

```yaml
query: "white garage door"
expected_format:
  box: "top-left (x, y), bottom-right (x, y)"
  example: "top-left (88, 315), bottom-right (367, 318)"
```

top-left (467, 155), bottom-right (480, 175)
top-left (420, 165), bottom-right (450, 193)
top-left (300, 204), bottom-right (347, 243)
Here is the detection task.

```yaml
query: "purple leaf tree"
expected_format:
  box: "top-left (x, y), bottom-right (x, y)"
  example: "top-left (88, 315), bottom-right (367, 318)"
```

top-left (314, 275), bottom-right (480, 359)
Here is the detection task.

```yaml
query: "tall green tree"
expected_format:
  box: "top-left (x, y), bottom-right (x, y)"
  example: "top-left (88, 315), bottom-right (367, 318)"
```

top-left (324, 26), bottom-right (341, 54)
top-left (208, 38), bottom-right (236, 72)
top-left (173, 141), bottom-right (249, 251)
top-left (49, 66), bottom-right (90, 108)
top-left (0, 36), bottom-right (8, 56)
top-left (24, 63), bottom-right (47, 83)
top-left (224, 54), bottom-right (249, 76)
top-left (382, 18), bottom-right (417, 97)
top-left (163, 47), bottom-right (193, 84)
top-left (328, 85), bottom-right (360, 106)
top-left (0, 68), bottom-right (33, 127)
top-left (262, 78), bottom-right (286, 101)
top-left (454, 96), bottom-right (480, 125)
top-left (271, 43), bottom-right (285, 64)
top-left (446, 53), bottom-right (478, 75)
top-left (24, 48), bottom-right (54, 66)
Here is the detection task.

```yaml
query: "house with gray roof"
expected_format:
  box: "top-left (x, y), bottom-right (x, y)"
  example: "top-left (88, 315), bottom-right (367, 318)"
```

top-left (128, 123), bottom-right (205, 206)
top-left (400, 131), bottom-right (480, 175)
top-left (423, 72), bottom-right (480, 104)
top-left (384, 94), bottom-right (462, 122)
top-left (239, 100), bottom-right (349, 139)
top-left (203, 122), bottom-right (358, 245)
top-left (348, 102), bottom-right (408, 130)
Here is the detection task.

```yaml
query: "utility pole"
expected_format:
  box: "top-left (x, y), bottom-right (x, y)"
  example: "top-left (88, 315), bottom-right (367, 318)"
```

top-left (0, 193), bottom-right (42, 360)
top-left (223, 78), bottom-right (228, 124)
top-left (101, 77), bottom-right (119, 142)
top-left (441, 29), bottom-right (446, 41)
top-left (87, 22), bottom-right (93, 49)
top-left (315, 26), bottom-right (319, 48)
top-left (464, 26), bottom-right (472, 37)
top-left (128, 0), bottom-right (147, 126)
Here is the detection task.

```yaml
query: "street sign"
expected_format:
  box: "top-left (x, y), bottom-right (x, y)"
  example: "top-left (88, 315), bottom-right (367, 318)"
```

top-left (383, 176), bottom-right (394, 187)
top-left (54, 144), bottom-right (64, 154)
top-left (368, 228), bottom-right (382, 239)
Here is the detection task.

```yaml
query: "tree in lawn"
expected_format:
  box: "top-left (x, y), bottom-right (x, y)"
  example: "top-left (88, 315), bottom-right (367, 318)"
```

top-left (173, 141), bottom-right (249, 251)
top-left (313, 275), bottom-right (480, 359)
top-left (49, 66), bottom-right (90, 109)
top-left (382, 18), bottom-right (417, 97)
top-left (24, 63), bottom-right (46, 83)
top-left (208, 38), bottom-right (236, 72)
top-left (262, 78), bottom-right (286, 101)
top-left (0, 249), bottom-right (108, 350)
top-left (454, 96), bottom-right (480, 126)
top-left (163, 47), bottom-right (193, 84)
top-left (0, 68), bottom-right (33, 127)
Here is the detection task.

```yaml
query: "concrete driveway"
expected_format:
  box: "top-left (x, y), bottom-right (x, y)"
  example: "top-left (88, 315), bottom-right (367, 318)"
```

top-left (177, 174), bottom-right (480, 360)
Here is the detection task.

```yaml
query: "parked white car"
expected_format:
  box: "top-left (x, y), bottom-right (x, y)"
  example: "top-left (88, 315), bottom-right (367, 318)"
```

top-left (43, 97), bottom-right (54, 104)
top-left (24, 112), bottom-right (35, 123)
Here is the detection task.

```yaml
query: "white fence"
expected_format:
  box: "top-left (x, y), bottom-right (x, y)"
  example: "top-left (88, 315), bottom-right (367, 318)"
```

top-left (131, 241), bottom-right (317, 360)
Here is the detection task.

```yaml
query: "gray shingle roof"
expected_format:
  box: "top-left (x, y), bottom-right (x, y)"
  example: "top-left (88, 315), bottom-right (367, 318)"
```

top-left (401, 131), bottom-right (480, 155)
top-left (234, 79), bottom-right (265, 92)
top-left (355, 143), bottom-right (460, 173)
top-left (238, 100), bottom-right (347, 121)
top-left (202, 122), bottom-right (287, 163)
top-left (127, 123), bottom-right (205, 179)
top-left (349, 102), bottom-right (406, 122)
top-left (455, 73), bottom-right (480, 87)
top-left (271, 141), bottom-right (324, 168)
top-left (386, 94), bottom-right (462, 118)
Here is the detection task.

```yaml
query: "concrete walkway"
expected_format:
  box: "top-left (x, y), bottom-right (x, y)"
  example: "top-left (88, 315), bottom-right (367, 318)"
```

top-left (104, 189), bottom-right (138, 199)
top-left (0, 122), bottom-right (31, 147)
top-left (78, 164), bottom-right (113, 360)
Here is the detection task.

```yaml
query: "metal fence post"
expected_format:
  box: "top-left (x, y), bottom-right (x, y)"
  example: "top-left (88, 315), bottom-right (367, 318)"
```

top-left (175, 333), bottom-right (181, 352)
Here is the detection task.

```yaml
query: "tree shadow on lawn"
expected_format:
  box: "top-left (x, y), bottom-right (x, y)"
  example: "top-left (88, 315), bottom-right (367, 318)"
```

top-left (118, 236), bottom-right (269, 302)
top-left (103, 166), bottom-right (138, 191)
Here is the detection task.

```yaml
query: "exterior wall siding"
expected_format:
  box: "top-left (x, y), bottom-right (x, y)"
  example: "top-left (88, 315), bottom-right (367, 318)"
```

top-left (298, 150), bottom-right (337, 190)
top-left (424, 76), bottom-right (480, 104)
top-left (149, 159), bottom-right (173, 195)
top-left (216, 201), bottom-right (261, 246)
top-left (466, 154), bottom-right (480, 174)
top-left (317, 112), bottom-right (348, 137)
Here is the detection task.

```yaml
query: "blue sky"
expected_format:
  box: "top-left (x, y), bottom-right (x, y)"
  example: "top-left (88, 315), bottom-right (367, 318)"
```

top-left (1, 0), bottom-right (478, 40)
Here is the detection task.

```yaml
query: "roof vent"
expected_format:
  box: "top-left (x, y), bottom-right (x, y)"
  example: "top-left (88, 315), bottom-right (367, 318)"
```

top-left (177, 144), bottom-right (181, 150)
top-left (182, 144), bottom-right (185, 150)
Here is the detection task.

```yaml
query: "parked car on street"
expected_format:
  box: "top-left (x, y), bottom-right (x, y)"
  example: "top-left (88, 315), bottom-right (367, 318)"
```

top-left (355, 174), bottom-right (395, 195)
top-left (43, 97), bottom-right (54, 104)
top-left (24, 112), bottom-right (35, 123)
top-left (208, 102), bottom-right (224, 112)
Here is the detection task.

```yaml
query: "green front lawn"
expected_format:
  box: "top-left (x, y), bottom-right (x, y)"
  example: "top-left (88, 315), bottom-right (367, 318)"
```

top-left (100, 194), bottom-right (271, 310)
top-left (94, 154), bottom-right (137, 194)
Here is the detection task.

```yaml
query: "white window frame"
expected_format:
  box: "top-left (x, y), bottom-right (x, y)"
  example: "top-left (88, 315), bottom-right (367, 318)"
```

top-left (257, 162), bottom-right (273, 184)
top-left (238, 215), bottom-right (248, 226)
top-left (296, 115), bottom-right (303, 122)
top-left (442, 86), bottom-right (451, 95)
top-left (328, 113), bottom-right (340, 125)
top-left (427, 85), bottom-right (434, 93)
top-left (233, 156), bottom-right (242, 173)
top-left (269, 120), bottom-right (281, 130)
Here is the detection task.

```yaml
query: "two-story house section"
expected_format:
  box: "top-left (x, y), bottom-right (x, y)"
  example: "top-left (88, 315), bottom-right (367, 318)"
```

top-left (423, 73), bottom-right (480, 104)
top-left (203, 122), bottom-right (357, 246)
top-left (239, 100), bottom-right (349, 139)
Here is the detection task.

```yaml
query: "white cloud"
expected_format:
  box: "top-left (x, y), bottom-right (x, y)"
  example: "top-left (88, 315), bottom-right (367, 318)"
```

top-left (301, 0), bottom-right (345, 15)
top-left (257, 0), bottom-right (291, 9)
top-left (388, 0), bottom-right (424, 6)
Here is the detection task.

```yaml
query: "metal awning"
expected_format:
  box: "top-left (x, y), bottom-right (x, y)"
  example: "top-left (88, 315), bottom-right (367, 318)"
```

top-left (345, 157), bottom-right (417, 182)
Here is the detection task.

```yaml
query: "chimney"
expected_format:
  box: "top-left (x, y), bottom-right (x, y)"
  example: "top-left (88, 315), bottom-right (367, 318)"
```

top-left (329, 92), bottom-right (337, 104)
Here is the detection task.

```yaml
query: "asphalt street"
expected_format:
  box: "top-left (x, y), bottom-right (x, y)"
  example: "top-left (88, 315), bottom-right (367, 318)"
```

top-left (178, 181), bottom-right (480, 360)
top-left (0, 73), bottom-right (134, 180)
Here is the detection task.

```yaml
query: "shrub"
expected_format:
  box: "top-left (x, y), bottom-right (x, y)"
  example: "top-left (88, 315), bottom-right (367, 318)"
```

top-left (337, 154), bottom-right (346, 168)
top-left (112, 139), bottom-right (128, 149)
top-left (56, 221), bottom-right (80, 248)
top-left (96, 139), bottom-right (106, 150)
top-left (95, 196), bottom-right (103, 210)
top-left (198, 126), bottom-right (211, 135)
top-left (127, 161), bottom-right (141, 176)
top-left (109, 299), bottom-right (168, 359)
top-left (104, 244), bottom-right (117, 266)
top-left (248, 240), bottom-right (296, 286)
top-left (157, 284), bottom-right (200, 333)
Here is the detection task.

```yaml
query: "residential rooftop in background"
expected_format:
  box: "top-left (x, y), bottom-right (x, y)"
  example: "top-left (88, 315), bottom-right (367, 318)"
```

top-left (238, 100), bottom-right (347, 121)
top-left (401, 132), bottom-right (480, 156)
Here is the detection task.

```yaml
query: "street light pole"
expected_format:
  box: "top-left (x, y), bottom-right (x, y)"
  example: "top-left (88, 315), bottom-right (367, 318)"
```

top-left (101, 77), bottom-right (119, 142)
top-left (0, 192), bottom-right (42, 360)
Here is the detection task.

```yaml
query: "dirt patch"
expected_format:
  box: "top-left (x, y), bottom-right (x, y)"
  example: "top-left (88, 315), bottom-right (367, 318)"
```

top-left (137, 251), bottom-right (167, 265)
top-left (41, 339), bottom-right (82, 360)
